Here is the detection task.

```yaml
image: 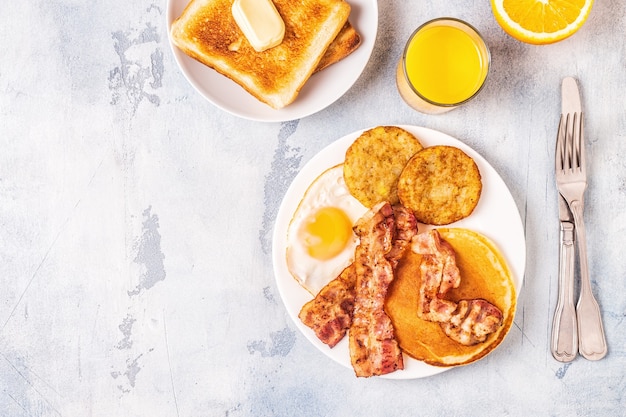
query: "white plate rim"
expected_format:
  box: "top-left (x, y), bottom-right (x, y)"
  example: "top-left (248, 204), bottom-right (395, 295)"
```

top-left (166, 0), bottom-right (379, 122)
top-left (272, 125), bottom-right (526, 379)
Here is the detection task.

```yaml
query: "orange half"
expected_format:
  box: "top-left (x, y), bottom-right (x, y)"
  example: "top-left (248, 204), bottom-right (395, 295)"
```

top-left (491, 0), bottom-right (594, 44)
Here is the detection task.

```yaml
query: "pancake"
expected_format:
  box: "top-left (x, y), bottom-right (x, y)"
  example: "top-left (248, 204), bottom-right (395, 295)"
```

top-left (385, 228), bottom-right (516, 367)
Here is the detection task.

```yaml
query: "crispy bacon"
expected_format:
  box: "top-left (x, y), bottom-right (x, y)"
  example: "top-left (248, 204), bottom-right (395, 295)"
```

top-left (299, 204), bottom-right (417, 353)
top-left (440, 299), bottom-right (504, 346)
top-left (411, 230), bottom-right (461, 322)
top-left (411, 229), bottom-right (504, 346)
top-left (386, 204), bottom-right (418, 268)
top-left (298, 264), bottom-right (357, 348)
top-left (349, 202), bottom-right (404, 377)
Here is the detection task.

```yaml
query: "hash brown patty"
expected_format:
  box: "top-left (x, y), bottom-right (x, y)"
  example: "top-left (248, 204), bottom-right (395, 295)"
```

top-left (344, 126), bottom-right (423, 207)
top-left (397, 145), bottom-right (482, 225)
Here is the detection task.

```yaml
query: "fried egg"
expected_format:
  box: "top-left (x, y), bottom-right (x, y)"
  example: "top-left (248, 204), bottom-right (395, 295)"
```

top-left (286, 164), bottom-right (368, 295)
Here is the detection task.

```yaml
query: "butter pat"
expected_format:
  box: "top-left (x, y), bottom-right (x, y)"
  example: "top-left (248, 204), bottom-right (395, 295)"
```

top-left (232, 0), bottom-right (285, 52)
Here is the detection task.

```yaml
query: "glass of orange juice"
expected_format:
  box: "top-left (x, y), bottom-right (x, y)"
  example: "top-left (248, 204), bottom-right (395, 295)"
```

top-left (396, 18), bottom-right (490, 114)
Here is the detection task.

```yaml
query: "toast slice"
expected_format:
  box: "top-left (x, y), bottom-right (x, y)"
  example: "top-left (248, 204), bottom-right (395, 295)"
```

top-left (315, 21), bottom-right (361, 73)
top-left (170, 0), bottom-right (351, 109)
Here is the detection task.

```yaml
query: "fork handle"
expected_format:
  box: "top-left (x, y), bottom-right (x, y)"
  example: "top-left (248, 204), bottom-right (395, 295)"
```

top-left (551, 221), bottom-right (577, 362)
top-left (570, 200), bottom-right (608, 360)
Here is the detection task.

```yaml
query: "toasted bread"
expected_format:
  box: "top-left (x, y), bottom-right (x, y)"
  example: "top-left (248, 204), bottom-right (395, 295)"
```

top-left (315, 21), bottom-right (361, 73)
top-left (170, 0), bottom-right (351, 109)
top-left (385, 228), bottom-right (516, 367)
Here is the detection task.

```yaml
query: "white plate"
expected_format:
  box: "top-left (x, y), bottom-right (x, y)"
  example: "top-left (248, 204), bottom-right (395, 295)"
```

top-left (166, 0), bottom-right (378, 122)
top-left (272, 125), bottom-right (526, 379)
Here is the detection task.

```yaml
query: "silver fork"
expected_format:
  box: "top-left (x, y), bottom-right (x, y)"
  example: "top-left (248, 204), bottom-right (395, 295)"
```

top-left (555, 83), bottom-right (607, 360)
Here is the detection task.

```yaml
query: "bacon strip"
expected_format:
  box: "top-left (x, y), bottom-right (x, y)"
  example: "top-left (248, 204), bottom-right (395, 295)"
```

top-left (387, 204), bottom-right (418, 268)
top-left (441, 299), bottom-right (504, 346)
top-left (349, 202), bottom-right (403, 377)
top-left (298, 264), bottom-right (357, 348)
top-left (298, 204), bottom-right (417, 352)
top-left (411, 230), bottom-right (461, 322)
top-left (411, 229), bottom-right (503, 346)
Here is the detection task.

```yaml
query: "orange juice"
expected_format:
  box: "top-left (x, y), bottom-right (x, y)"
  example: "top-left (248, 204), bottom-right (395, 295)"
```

top-left (396, 18), bottom-right (490, 114)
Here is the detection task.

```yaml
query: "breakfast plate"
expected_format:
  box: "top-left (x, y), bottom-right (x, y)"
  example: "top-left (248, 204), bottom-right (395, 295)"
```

top-left (166, 0), bottom-right (378, 122)
top-left (272, 125), bottom-right (526, 379)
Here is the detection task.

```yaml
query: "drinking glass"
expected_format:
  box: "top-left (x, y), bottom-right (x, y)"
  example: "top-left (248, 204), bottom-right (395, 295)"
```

top-left (396, 18), bottom-right (491, 114)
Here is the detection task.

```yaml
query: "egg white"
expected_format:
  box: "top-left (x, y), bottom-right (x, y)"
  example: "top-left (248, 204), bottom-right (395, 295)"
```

top-left (286, 164), bottom-right (368, 295)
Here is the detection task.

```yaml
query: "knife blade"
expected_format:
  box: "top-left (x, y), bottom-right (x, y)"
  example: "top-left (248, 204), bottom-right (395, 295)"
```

top-left (550, 79), bottom-right (580, 362)
top-left (561, 76), bottom-right (582, 118)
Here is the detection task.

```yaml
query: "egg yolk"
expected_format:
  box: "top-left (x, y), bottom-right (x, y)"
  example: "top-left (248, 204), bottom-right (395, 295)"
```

top-left (302, 207), bottom-right (353, 260)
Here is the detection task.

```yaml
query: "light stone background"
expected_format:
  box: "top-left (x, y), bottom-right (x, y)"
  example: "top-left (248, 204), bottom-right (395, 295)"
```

top-left (1, 0), bottom-right (625, 416)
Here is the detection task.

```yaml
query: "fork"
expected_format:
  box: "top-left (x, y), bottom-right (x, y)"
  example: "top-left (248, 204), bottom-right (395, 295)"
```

top-left (555, 104), bottom-right (608, 361)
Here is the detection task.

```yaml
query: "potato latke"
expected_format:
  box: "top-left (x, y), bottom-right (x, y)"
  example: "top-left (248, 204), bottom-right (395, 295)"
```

top-left (344, 126), bottom-right (423, 208)
top-left (397, 145), bottom-right (482, 225)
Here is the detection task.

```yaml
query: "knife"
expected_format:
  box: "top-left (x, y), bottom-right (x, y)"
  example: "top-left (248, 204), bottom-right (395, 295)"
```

top-left (550, 195), bottom-right (578, 362)
top-left (550, 80), bottom-right (579, 362)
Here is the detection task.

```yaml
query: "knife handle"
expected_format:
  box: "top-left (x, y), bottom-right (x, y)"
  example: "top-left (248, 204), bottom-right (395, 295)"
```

top-left (570, 200), bottom-right (608, 360)
top-left (551, 221), bottom-right (578, 362)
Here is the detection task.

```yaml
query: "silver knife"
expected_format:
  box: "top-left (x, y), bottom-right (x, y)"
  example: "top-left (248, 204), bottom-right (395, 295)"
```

top-left (550, 192), bottom-right (578, 362)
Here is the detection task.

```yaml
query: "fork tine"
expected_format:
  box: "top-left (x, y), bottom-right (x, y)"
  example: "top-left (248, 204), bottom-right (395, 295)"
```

top-left (574, 112), bottom-right (585, 173)
top-left (556, 114), bottom-right (566, 172)
top-left (560, 112), bottom-right (584, 173)
top-left (566, 113), bottom-right (574, 171)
